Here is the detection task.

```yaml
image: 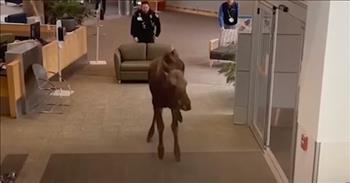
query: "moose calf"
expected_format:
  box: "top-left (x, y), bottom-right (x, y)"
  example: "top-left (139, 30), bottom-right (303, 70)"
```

top-left (147, 50), bottom-right (191, 161)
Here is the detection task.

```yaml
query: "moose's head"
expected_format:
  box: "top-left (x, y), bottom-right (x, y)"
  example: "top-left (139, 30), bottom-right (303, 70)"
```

top-left (163, 49), bottom-right (185, 72)
top-left (165, 69), bottom-right (191, 111)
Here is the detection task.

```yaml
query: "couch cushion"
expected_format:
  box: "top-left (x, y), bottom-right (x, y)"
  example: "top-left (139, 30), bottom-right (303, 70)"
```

top-left (119, 43), bottom-right (147, 60)
top-left (120, 60), bottom-right (152, 71)
top-left (210, 44), bottom-right (236, 61)
top-left (146, 43), bottom-right (173, 60)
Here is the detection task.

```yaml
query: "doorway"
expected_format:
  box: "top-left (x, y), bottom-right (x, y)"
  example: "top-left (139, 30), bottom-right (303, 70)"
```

top-left (249, 1), bottom-right (306, 182)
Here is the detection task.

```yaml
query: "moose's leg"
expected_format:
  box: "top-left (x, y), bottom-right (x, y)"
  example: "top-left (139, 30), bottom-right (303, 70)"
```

top-left (147, 109), bottom-right (156, 143)
top-left (156, 108), bottom-right (165, 159)
top-left (176, 110), bottom-right (183, 123)
top-left (171, 109), bottom-right (181, 162)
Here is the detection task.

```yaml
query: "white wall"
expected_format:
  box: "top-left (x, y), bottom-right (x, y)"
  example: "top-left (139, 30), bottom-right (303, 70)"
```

top-left (166, 0), bottom-right (255, 15)
top-left (294, 1), bottom-right (350, 182)
top-left (317, 1), bottom-right (350, 182)
top-left (294, 2), bottom-right (330, 182)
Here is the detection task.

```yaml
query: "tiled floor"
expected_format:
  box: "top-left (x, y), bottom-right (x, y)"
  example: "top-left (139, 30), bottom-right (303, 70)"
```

top-left (0, 10), bottom-right (276, 183)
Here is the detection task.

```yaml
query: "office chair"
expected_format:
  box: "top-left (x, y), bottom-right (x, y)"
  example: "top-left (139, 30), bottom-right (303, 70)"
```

top-left (32, 64), bottom-right (72, 114)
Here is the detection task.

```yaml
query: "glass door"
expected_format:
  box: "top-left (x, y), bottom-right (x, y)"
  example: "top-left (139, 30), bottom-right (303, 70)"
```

top-left (269, 8), bottom-right (305, 181)
top-left (250, 2), bottom-right (276, 147)
top-left (249, 1), bottom-right (306, 181)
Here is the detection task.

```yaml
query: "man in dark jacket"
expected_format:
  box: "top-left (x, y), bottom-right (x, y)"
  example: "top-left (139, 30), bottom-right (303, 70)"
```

top-left (131, 1), bottom-right (161, 43)
top-left (218, 0), bottom-right (239, 29)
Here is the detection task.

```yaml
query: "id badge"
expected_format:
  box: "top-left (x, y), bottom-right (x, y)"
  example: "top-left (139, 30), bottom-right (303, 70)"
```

top-left (229, 17), bottom-right (234, 23)
top-left (137, 16), bottom-right (143, 21)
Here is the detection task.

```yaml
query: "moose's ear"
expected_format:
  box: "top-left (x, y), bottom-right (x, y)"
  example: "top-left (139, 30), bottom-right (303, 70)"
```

top-left (171, 49), bottom-right (178, 55)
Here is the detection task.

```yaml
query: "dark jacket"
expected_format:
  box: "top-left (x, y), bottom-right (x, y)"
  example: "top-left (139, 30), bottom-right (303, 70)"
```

top-left (218, 2), bottom-right (239, 27)
top-left (131, 9), bottom-right (161, 43)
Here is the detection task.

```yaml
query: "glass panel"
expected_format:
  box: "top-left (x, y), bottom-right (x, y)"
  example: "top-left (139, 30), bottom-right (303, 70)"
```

top-left (269, 11), bottom-right (305, 180)
top-left (252, 4), bottom-right (274, 146)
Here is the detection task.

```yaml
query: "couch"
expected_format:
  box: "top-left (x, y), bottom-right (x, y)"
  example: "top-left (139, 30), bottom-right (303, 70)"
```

top-left (114, 43), bottom-right (173, 82)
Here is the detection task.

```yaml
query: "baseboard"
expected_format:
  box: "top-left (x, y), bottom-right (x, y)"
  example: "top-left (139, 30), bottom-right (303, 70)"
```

top-left (263, 148), bottom-right (289, 183)
top-left (165, 5), bottom-right (218, 17)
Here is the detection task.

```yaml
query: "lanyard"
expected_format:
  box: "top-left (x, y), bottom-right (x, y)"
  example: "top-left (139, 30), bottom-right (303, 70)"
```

top-left (226, 4), bottom-right (236, 18)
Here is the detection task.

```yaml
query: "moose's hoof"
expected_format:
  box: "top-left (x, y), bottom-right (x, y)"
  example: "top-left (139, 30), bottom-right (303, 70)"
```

top-left (175, 154), bottom-right (181, 162)
top-left (158, 146), bottom-right (164, 160)
top-left (146, 135), bottom-right (152, 143)
top-left (147, 129), bottom-right (154, 143)
top-left (174, 149), bottom-right (181, 162)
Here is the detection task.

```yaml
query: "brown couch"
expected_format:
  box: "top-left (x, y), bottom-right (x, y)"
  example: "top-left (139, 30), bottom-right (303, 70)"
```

top-left (114, 43), bottom-right (173, 82)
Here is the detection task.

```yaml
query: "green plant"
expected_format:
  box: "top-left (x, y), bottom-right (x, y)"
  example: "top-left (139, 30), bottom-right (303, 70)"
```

top-left (218, 62), bottom-right (236, 85)
top-left (46, 0), bottom-right (92, 24)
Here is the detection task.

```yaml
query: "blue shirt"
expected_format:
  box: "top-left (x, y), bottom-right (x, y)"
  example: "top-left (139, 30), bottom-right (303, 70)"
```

top-left (218, 2), bottom-right (239, 27)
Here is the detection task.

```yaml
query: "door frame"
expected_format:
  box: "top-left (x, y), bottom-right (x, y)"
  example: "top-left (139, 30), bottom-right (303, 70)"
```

top-left (249, 1), bottom-right (278, 149)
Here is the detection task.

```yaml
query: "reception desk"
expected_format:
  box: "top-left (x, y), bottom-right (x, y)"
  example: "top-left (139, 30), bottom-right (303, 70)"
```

top-left (0, 23), bottom-right (87, 118)
top-left (42, 26), bottom-right (87, 77)
top-left (0, 23), bottom-right (56, 40)
top-left (0, 59), bottom-right (23, 118)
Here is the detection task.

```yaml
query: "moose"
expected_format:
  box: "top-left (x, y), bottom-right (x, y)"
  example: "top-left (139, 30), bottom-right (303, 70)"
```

top-left (147, 49), bottom-right (191, 162)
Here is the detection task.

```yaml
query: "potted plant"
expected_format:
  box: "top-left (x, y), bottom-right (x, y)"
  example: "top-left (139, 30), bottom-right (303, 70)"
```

top-left (45, 0), bottom-right (92, 31)
top-left (218, 62), bottom-right (236, 85)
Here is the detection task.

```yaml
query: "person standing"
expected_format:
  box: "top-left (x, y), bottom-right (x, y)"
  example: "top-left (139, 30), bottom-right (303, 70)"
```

top-left (219, 0), bottom-right (239, 29)
top-left (218, 0), bottom-right (239, 45)
top-left (130, 1), bottom-right (161, 43)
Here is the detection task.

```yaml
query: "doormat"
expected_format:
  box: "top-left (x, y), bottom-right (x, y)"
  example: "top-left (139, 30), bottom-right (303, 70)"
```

top-left (40, 152), bottom-right (276, 183)
top-left (1, 154), bottom-right (28, 181)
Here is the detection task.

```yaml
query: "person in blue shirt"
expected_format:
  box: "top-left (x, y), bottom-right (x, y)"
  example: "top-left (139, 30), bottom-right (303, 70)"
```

top-left (218, 0), bottom-right (239, 30)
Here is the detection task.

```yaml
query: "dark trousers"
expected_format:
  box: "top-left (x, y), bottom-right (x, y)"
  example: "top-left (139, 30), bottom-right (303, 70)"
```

top-left (95, 0), bottom-right (106, 20)
top-left (95, 0), bottom-right (106, 10)
top-left (138, 40), bottom-right (155, 43)
top-left (138, 36), bottom-right (155, 43)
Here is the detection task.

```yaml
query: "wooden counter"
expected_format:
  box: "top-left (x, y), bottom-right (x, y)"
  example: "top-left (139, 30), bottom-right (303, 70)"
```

top-left (0, 24), bottom-right (87, 118)
top-left (0, 59), bottom-right (23, 118)
top-left (42, 26), bottom-right (87, 77)
top-left (0, 23), bottom-right (56, 40)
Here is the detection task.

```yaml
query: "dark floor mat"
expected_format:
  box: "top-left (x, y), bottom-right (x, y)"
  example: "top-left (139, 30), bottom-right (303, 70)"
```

top-left (40, 152), bottom-right (276, 183)
top-left (0, 154), bottom-right (28, 178)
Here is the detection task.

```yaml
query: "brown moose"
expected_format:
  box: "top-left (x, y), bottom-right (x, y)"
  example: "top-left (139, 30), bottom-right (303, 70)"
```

top-left (147, 50), bottom-right (191, 161)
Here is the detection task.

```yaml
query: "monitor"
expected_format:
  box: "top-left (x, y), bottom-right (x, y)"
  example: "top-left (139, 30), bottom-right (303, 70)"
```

top-left (30, 21), bottom-right (41, 40)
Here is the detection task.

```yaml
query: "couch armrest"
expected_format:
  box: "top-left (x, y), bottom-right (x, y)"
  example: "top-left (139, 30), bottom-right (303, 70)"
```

top-left (209, 38), bottom-right (219, 52)
top-left (114, 49), bottom-right (122, 82)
